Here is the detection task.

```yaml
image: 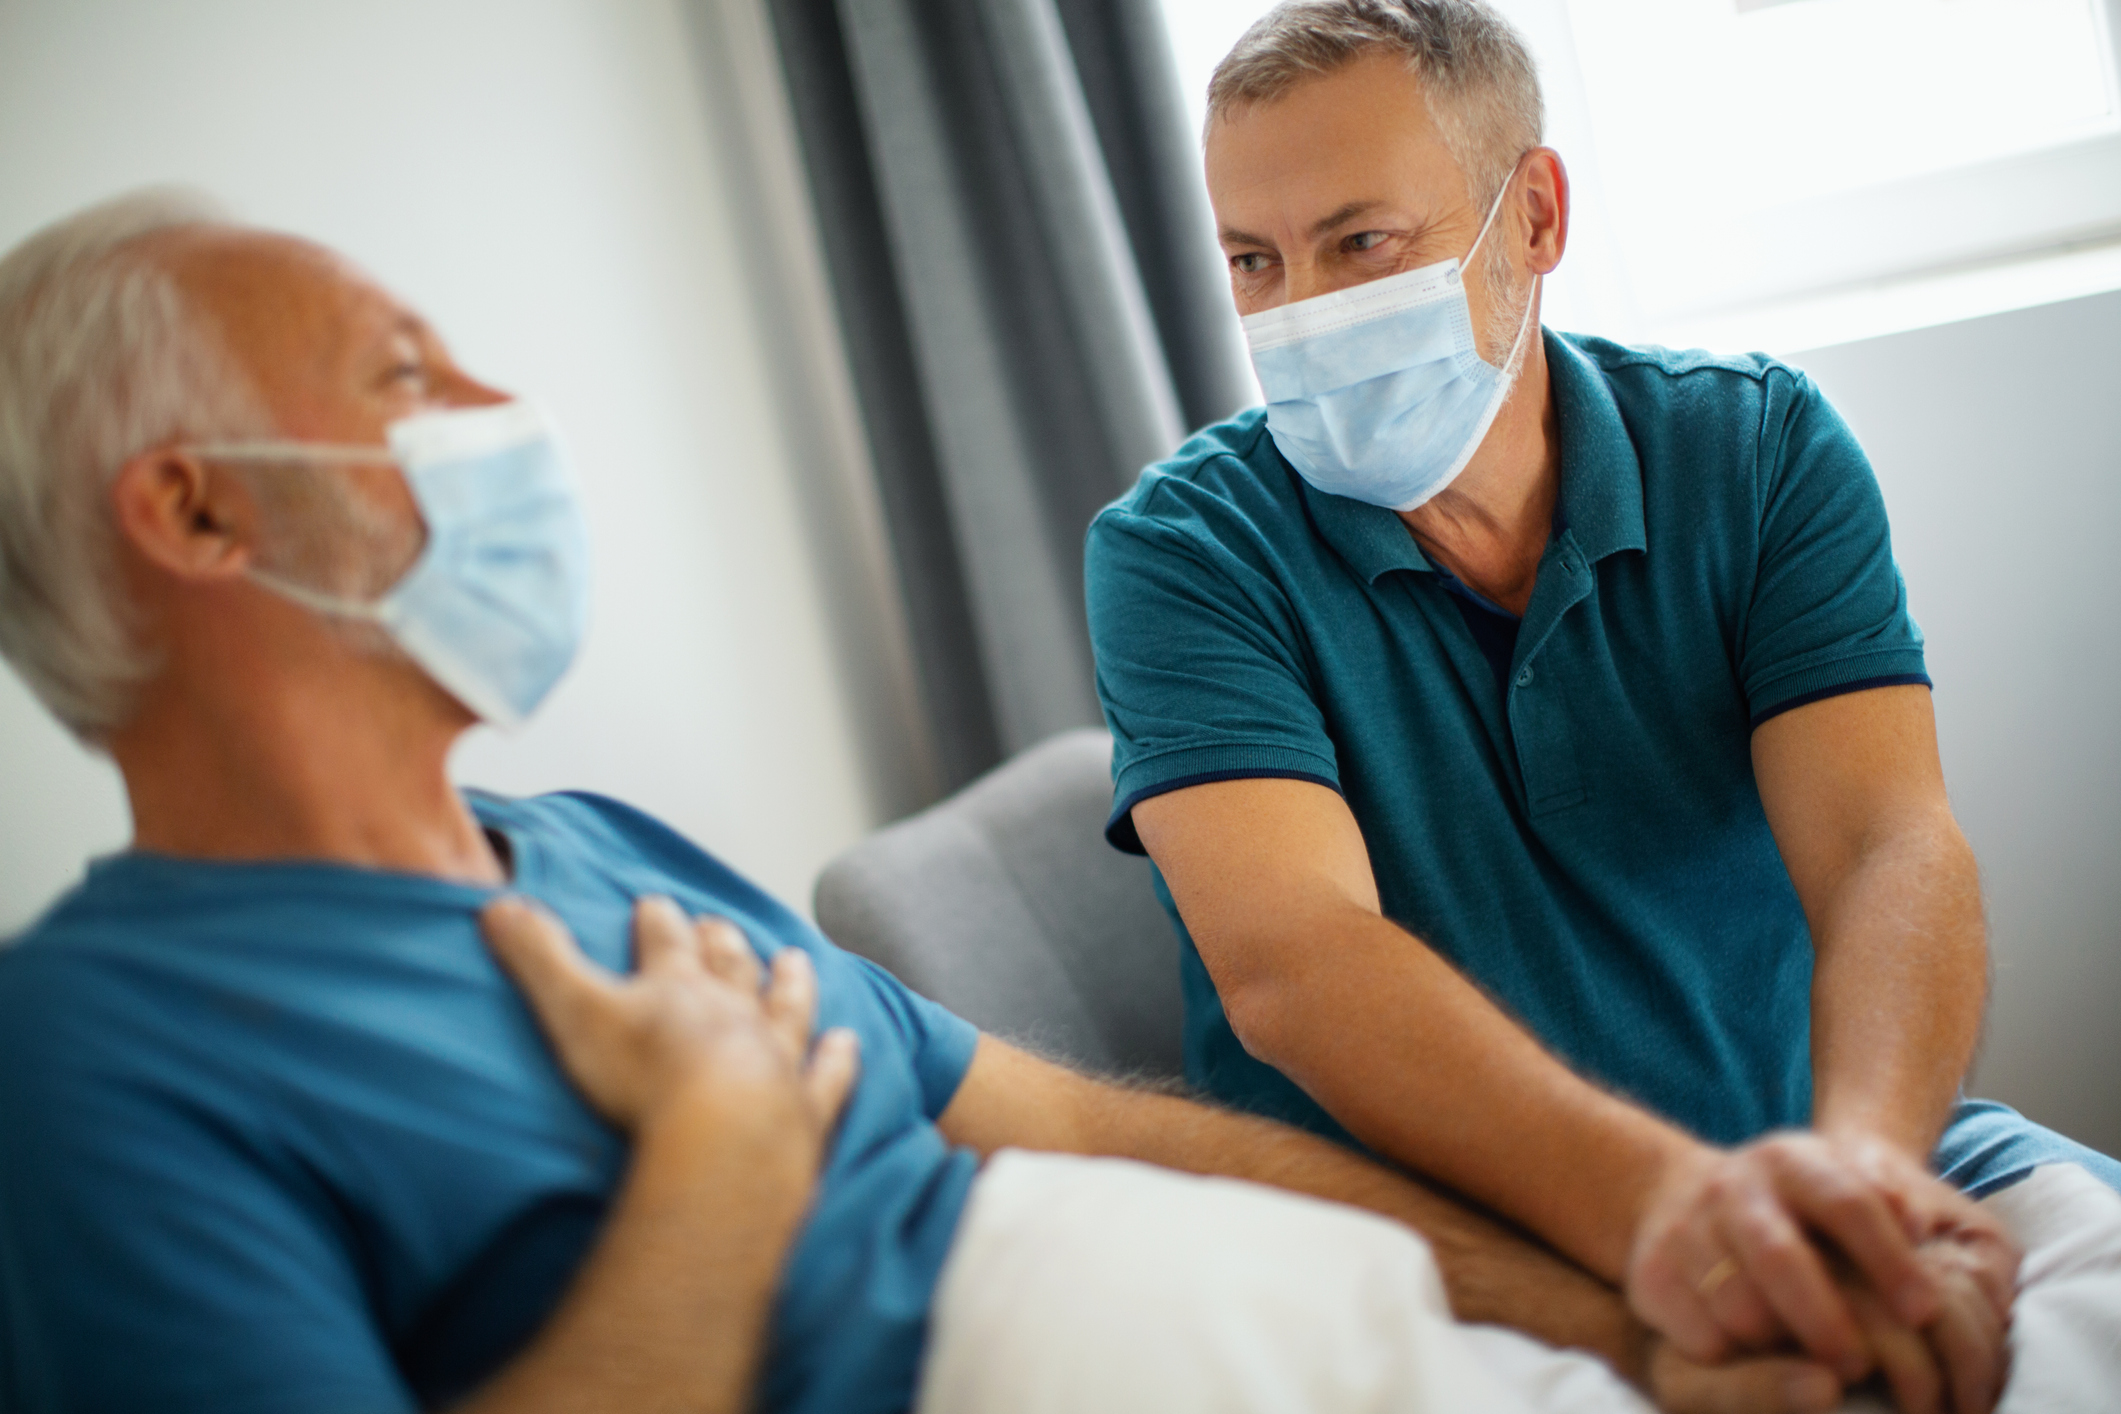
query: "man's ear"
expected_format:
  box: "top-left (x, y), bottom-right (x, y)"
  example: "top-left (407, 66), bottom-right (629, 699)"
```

top-left (109, 450), bottom-right (258, 583)
top-left (1522, 147), bottom-right (1570, 277)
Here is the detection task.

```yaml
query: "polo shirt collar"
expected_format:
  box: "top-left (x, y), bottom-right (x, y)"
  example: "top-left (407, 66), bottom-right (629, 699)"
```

top-left (1546, 328), bottom-right (1647, 563)
top-left (1299, 474), bottom-right (1434, 581)
top-left (1296, 328), bottom-right (1648, 583)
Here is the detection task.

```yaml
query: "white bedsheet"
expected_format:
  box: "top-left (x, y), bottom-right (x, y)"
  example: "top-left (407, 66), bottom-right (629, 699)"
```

top-left (1463, 1164), bottom-right (2121, 1414)
top-left (917, 1151), bottom-right (2121, 1413)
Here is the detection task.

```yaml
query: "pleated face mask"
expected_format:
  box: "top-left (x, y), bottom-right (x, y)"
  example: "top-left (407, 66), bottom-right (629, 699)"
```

top-left (190, 401), bottom-right (591, 727)
top-left (1242, 178), bottom-right (1536, 513)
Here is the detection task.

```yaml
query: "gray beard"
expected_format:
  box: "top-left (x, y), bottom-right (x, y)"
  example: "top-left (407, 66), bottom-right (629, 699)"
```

top-left (1479, 254), bottom-right (1536, 385)
top-left (239, 464), bottom-right (424, 662)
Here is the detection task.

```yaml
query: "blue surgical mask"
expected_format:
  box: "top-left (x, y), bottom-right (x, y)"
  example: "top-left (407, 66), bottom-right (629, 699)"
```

top-left (191, 401), bottom-right (590, 727)
top-left (1242, 180), bottom-right (1536, 512)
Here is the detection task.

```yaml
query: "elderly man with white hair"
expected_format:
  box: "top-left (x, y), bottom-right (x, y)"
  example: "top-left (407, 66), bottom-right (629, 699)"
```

top-left (0, 188), bottom-right (1985, 1414)
top-left (1086, 3), bottom-right (2121, 1413)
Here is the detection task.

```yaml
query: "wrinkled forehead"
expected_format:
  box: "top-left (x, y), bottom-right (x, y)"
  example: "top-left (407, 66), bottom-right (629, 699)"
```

top-left (1204, 55), bottom-right (1468, 222)
top-left (154, 226), bottom-right (422, 419)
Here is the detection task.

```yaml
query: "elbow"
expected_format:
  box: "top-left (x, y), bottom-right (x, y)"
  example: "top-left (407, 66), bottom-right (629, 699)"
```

top-left (1203, 920), bottom-right (1357, 1072)
top-left (1219, 970), bottom-right (1303, 1069)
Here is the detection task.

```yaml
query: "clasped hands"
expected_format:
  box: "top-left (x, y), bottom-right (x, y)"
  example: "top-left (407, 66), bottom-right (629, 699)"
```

top-left (1632, 1132), bottom-right (2021, 1414)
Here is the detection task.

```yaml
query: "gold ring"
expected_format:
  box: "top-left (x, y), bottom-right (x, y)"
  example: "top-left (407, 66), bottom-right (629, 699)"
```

top-left (1696, 1256), bottom-right (1741, 1302)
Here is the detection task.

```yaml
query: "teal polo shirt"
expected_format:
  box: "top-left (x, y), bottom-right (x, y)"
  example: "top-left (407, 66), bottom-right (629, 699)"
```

top-left (1085, 330), bottom-right (1929, 1148)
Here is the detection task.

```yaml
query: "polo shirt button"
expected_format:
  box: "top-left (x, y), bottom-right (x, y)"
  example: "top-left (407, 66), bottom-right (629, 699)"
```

top-left (1515, 666), bottom-right (1535, 688)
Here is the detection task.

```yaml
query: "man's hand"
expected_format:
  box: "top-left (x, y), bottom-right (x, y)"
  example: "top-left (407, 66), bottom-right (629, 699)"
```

top-left (1834, 1136), bottom-right (2020, 1324)
top-left (1629, 1132), bottom-right (1939, 1378)
top-left (1892, 1233), bottom-right (2013, 1414)
top-left (482, 895), bottom-right (859, 1147)
top-left (455, 897), bottom-right (860, 1414)
top-left (1829, 1171), bottom-right (2016, 1414)
top-left (1648, 1341), bottom-right (1844, 1414)
top-left (1643, 1226), bottom-right (2015, 1414)
top-left (1629, 1130), bottom-right (2018, 1412)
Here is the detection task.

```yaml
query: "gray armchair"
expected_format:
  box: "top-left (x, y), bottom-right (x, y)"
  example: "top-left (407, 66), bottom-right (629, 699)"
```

top-left (812, 729), bottom-right (1185, 1080)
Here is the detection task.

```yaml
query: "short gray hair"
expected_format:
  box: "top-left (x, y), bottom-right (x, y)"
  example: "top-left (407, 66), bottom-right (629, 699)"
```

top-left (1207, 0), bottom-right (1544, 210)
top-left (0, 189), bottom-right (269, 742)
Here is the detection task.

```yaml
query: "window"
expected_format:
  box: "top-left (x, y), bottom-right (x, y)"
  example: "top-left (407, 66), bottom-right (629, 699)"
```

top-left (1155, 0), bottom-right (2121, 351)
top-left (1565, 0), bottom-right (2121, 327)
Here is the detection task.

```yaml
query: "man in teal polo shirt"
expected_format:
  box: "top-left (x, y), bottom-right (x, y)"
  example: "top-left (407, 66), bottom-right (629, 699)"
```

top-left (1087, 3), bottom-right (2121, 1408)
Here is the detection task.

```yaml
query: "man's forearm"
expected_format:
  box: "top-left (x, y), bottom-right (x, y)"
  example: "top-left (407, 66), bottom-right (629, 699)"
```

top-left (1749, 685), bottom-right (1988, 1157)
top-left (1229, 905), bottom-right (1704, 1279)
top-left (455, 1086), bottom-right (813, 1414)
top-left (1131, 777), bottom-right (1701, 1282)
top-left (1808, 816), bottom-right (1985, 1155)
top-left (1093, 1080), bottom-right (1644, 1368)
top-left (939, 1038), bottom-right (1648, 1375)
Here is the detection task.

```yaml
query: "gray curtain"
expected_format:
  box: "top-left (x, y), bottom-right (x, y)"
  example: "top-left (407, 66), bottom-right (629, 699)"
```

top-left (765, 0), bottom-right (1254, 794)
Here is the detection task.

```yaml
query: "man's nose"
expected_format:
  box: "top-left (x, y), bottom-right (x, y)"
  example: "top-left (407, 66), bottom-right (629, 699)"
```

top-left (435, 369), bottom-right (512, 409)
top-left (1282, 257), bottom-right (1343, 307)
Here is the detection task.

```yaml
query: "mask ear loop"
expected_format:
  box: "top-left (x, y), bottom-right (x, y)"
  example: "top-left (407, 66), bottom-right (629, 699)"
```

top-left (245, 566), bottom-right (393, 623)
top-left (184, 442), bottom-right (408, 622)
top-left (1460, 160), bottom-right (1522, 272)
top-left (1460, 155), bottom-right (1541, 379)
top-left (1496, 263), bottom-right (1540, 378)
top-left (185, 442), bottom-right (396, 466)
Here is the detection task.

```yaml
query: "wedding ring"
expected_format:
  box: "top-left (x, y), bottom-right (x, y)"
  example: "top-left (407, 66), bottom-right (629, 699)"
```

top-left (1695, 1255), bottom-right (1741, 1302)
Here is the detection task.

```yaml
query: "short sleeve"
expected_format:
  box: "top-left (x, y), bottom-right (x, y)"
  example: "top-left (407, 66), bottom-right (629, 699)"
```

top-left (0, 964), bottom-right (416, 1414)
top-left (1085, 495), bottom-right (1340, 853)
top-left (1738, 371), bottom-right (1928, 725)
top-left (529, 791), bottom-right (983, 1121)
top-left (840, 951), bottom-right (980, 1119)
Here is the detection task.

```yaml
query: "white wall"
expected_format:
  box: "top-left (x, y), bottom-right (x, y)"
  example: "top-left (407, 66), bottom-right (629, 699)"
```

top-left (0, 0), bottom-right (878, 930)
top-left (1790, 291), bottom-right (2121, 1158)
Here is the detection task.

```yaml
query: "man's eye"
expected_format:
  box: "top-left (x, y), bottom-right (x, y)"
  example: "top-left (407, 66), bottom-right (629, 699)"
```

top-left (387, 363), bottom-right (427, 386)
top-left (1348, 231), bottom-right (1389, 252)
top-left (1231, 253), bottom-right (1270, 274)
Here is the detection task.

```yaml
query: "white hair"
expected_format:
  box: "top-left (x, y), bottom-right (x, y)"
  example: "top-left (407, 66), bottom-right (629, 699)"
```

top-left (0, 188), bottom-right (270, 742)
top-left (1207, 0), bottom-right (1545, 213)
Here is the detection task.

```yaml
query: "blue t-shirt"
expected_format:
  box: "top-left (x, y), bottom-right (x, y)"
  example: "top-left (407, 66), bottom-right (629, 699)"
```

top-left (1086, 331), bottom-right (1929, 1149)
top-left (0, 792), bottom-right (980, 1414)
